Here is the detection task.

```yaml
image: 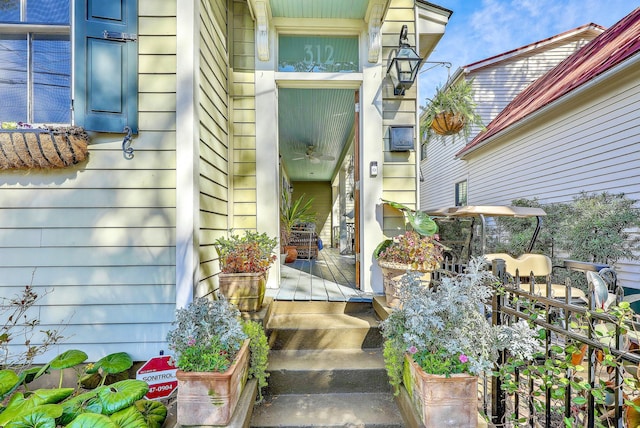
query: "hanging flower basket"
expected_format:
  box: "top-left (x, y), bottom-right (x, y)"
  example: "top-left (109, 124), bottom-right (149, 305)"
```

top-left (430, 111), bottom-right (466, 136)
top-left (0, 127), bottom-right (89, 170)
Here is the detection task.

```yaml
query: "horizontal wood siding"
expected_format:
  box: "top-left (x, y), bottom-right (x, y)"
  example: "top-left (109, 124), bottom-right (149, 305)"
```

top-left (380, 0), bottom-right (417, 238)
top-left (198, 0), bottom-right (230, 296)
top-left (464, 65), bottom-right (640, 288)
top-left (0, 0), bottom-right (178, 363)
top-left (421, 33), bottom-right (599, 209)
top-left (230, 0), bottom-right (257, 232)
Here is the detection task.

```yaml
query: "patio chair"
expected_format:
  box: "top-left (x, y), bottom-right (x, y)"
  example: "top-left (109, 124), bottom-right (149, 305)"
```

top-left (484, 253), bottom-right (587, 304)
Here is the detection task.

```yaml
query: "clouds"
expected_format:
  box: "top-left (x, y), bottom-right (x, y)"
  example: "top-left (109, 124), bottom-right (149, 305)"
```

top-left (417, 0), bottom-right (636, 104)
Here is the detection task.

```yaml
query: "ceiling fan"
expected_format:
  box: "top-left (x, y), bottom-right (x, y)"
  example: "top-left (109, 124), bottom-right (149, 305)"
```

top-left (292, 145), bottom-right (335, 164)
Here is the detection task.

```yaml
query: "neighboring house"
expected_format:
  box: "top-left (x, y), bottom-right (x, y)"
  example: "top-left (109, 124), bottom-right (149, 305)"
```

top-left (422, 8), bottom-right (640, 289)
top-left (0, 0), bottom-right (452, 362)
top-left (420, 23), bottom-right (604, 208)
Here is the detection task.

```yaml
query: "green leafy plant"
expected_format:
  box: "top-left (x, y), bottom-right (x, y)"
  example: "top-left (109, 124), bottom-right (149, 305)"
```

top-left (420, 78), bottom-right (485, 144)
top-left (166, 297), bottom-right (247, 372)
top-left (375, 230), bottom-right (444, 271)
top-left (242, 320), bottom-right (270, 402)
top-left (280, 189), bottom-right (316, 246)
top-left (380, 258), bottom-right (538, 394)
top-left (166, 297), bottom-right (269, 395)
top-left (213, 231), bottom-right (278, 273)
top-left (0, 350), bottom-right (165, 428)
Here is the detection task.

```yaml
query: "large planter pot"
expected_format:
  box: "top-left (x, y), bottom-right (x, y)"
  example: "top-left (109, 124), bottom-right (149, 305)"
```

top-left (378, 261), bottom-right (433, 309)
top-left (219, 272), bottom-right (266, 312)
top-left (176, 339), bottom-right (250, 426)
top-left (431, 111), bottom-right (465, 136)
top-left (403, 355), bottom-right (478, 428)
top-left (283, 245), bottom-right (298, 263)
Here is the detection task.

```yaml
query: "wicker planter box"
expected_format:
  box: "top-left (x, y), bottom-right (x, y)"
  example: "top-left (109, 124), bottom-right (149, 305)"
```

top-left (219, 272), bottom-right (266, 312)
top-left (404, 355), bottom-right (478, 427)
top-left (176, 339), bottom-right (250, 426)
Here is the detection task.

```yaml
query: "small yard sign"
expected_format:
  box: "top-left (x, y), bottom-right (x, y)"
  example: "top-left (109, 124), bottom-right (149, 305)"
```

top-left (136, 355), bottom-right (178, 400)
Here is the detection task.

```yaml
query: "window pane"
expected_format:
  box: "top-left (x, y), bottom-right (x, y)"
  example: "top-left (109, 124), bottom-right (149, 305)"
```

top-left (0, 1), bottom-right (21, 22)
top-left (27, 0), bottom-right (69, 24)
top-left (0, 34), bottom-right (27, 121)
top-left (33, 34), bottom-right (70, 123)
top-left (279, 35), bottom-right (359, 72)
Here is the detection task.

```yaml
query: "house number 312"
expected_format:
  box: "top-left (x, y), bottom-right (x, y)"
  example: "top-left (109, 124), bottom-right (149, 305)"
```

top-left (304, 44), bottom-right (335, 65)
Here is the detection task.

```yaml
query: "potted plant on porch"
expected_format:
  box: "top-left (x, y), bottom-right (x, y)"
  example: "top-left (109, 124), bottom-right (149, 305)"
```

top-left (420, 78), bottom-right (484, 144)
top-left (167, 297), bottom-right (269, 426)
top-left (280, 188), bottom-right (316, 263)
top-left (380, 258), bottom-right (538, 427)
top-left (213, 230), bottom-right (277, 312)
top-left (375, 199), bottom-right (444, 308)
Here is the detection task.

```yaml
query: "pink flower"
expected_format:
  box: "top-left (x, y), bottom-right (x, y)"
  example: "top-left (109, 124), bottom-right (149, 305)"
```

top-left (408, 345), bottom-right (418, 354)
top-left (187, 337), bottom-right (196, 346)
top-left (459, 354), bottom-right (469, 363)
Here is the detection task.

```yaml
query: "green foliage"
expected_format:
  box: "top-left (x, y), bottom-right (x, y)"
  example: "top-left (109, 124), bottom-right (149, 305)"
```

top-left (166, 297), bottom-right (247, 372)
top-left (376, 230), bottom-right (444, 271)
top-left (411, 348), bottom-right (470, 376)
top-left (496, 193), bottom-right (640, 265)
top-left (280, 190), bottom-right (316, 245)
top-left (381, 199), bottom-right (438, 237)
top-left (420, 78), bottom-right (485, 144)
top-left (495, 298), bottom-right (640, 427)
top-left (242, 320), bottom-right (270, 403)
top-left (175, 336), bottom-right (234, 373)
top-left (380, 259), bottom-right (538, 389)
top-left (213, 231), bottom-right (278, 273)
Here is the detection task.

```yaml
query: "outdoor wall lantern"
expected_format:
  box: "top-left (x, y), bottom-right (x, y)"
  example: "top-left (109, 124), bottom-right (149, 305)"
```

top-left (386, 25), bottom-right (423, 96)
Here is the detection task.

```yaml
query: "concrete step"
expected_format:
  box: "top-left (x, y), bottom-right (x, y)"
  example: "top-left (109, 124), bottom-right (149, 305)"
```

top-left (267, 312), bottom-right (383, 350)
top-left (250, 392), bottom-right (404, 427)
top-left (266, 349), bottom-right (390, 395)
top-left (267, 300), bottom-right (375, 316)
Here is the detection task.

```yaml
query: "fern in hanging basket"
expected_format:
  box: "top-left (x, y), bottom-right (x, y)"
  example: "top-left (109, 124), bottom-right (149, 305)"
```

top-left (420, 78), bottom-right (484, 144)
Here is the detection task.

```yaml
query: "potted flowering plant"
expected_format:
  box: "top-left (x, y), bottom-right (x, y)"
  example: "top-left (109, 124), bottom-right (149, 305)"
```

top-left (213, 231), bottom-right (277, 311)
top-left (375, 199), bottom-right (444, 307)
top-left (166, 297), bottom-right (269, 426)
top-left (380, 258), bottom-right (538, 427)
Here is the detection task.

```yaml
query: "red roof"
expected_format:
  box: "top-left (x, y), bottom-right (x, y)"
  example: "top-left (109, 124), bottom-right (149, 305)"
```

top-left (457, 7), bottom-right (640, 158)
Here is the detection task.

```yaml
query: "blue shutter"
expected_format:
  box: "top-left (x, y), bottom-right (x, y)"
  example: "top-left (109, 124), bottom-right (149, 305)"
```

top-left (74, 0), bottom-right (138, 133)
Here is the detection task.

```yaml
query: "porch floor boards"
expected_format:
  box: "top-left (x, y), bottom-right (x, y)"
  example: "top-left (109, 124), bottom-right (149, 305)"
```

top-left (267, 247), bottom-right (374, 302)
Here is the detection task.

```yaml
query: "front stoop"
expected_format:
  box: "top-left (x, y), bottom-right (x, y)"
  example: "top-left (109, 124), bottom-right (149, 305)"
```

top-left (251, 301), bottom-right (404, 427)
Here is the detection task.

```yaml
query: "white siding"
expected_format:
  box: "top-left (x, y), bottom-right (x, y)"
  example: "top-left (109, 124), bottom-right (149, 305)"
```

top-left (421, 32), bottom-right (599, 209)
top-left (463, 61), bottom-right (640, 288)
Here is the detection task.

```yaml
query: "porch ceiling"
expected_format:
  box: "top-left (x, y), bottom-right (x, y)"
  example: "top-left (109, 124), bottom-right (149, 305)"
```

top-left (269, 0), bottom-right (370, 19)
top-left (278, 88), bottom-right (354, 182)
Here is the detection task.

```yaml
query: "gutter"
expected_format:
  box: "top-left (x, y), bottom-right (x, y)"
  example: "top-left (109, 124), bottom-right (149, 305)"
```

top-left (457, 50), bottom-right (640, 160)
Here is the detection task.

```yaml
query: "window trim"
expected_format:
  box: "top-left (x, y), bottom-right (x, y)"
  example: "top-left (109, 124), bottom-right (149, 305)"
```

top-left (455, 179), bottom-right (468, 207)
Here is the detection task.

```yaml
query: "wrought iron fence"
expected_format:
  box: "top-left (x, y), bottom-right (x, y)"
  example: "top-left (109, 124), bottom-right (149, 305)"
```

top-left (482, 258), bottom-right (640, 428)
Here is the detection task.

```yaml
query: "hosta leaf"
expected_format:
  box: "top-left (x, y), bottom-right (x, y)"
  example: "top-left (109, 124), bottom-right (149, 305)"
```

top-left (67, 413), bottom-right (118, 428)
top-left (4, 404), bottom-right (63, 428)
top-left (97, 380), bottom-right (148, 415)
top-left (0, 369), bottom-right (20, 398)
top-left (86, 353), bottom-right (133, 375)
top-left (0, 389), bottom-right (73, 426)
top-left (49, 350), bottom-right (88, 370)
top-left (109, 406), bottom-right (146, 428)
top-left (134, 400), bottom-right (167, 428)
top-left (58, 389), bottom-right (107, 425)
top-left (19, 367), bottom-right (45, 386)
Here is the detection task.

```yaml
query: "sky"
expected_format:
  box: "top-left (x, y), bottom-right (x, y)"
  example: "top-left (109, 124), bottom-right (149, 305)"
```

top-left (417, 0), bottom-right (638, 104)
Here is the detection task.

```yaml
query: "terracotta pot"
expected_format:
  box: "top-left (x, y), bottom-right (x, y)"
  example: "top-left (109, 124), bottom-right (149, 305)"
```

top-left (571, 343), bottom-right (588, 366)
top-left (218, 272), bottom-right (266, 312)
top-left (176, 339), bottom-right (250, 426)
top-left (378, 261), bottom-right (433, 309)
top-left (403, 355), bottom-right (478, 428)
top-left (431, 111), bottom-right (465, 136)
top-left (284, 245), bottom-right (298, 263)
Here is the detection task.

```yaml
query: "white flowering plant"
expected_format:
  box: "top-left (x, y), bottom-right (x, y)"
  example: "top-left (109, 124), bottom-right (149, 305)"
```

top-left (380, 258), bottom-right (539, 393)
